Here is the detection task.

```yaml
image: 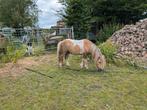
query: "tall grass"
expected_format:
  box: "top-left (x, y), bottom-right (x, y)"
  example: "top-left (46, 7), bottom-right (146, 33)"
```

top-left (99, 41), bottom-right (118, 63)
top-left (0, 43), bottom-right (26, 63)
top-left (97, 23), bottom-right (123, 43)
top-left (98, 41), bottom-right (143, 68)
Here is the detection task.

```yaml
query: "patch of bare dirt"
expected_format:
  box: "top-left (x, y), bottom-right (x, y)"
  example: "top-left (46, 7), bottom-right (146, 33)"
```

top-left (0, 54), bottom-right (52, 78)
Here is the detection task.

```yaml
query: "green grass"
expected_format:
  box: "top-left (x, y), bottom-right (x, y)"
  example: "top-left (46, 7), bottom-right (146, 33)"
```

top-left (0, 53), bottom-right (147, 110)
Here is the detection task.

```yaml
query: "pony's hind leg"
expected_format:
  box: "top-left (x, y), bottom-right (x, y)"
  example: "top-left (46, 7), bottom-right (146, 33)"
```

top-left (80, 58), bottom-right (84, 69)
top-left (84, 59), bottom-right (89, 69)
top-left (59, 54), bottom-right (64, 67)
top-left (65, 52), bottom-right (70, 66)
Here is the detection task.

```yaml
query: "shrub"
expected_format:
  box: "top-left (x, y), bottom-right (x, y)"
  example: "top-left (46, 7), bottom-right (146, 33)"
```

top-left (98, 41), bottom-right (141, 68)
top-left (99, 41), bottom-right (118, 63)
top-left (0, 43), bottom-right (26, 63)
top-left (97, 23), bottom-right (123, 43)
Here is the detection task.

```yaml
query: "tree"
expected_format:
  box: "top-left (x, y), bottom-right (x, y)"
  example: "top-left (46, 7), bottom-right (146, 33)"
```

top-left (59, 0), bottom-right (91, 39)
top-left (0, 0), bottom-right (38, 28)
top-left (59, 0), bottom-right (147, 37)
top-left (88, 0), bottom-right (147, 29)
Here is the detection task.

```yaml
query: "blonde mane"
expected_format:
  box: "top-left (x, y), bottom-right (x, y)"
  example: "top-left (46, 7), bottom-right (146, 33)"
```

top-left (91, 44), bottom-right (102, 60)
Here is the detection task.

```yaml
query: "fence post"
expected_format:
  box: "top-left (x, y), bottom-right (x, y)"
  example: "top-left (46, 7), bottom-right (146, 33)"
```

top-left (72, 26), bottom-right (74, 39)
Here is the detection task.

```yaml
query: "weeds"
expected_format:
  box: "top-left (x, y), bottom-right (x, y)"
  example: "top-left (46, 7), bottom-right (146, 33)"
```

top-left (0, 43), bottom-right (26, 63)
top-left (99, 41), bottom-right (118, 63)
top-left (97, 23), bottom-right (123, 43)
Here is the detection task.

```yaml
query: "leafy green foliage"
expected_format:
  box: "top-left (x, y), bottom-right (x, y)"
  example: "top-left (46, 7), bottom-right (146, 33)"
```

top-left (0, 43), bottom-right (26, 63)
top-left (98, 41), bottom-right (143, 68)
top-left (59, 0), bottom-right (91, 39)
top-left (0, 0), bottom-right (38, 28)
top-left (98, 23), bottom-right (123, 43)
top-left (99, 41), bottom-right (118, 63)
top-left (59, 0), bottom-right (147, 36)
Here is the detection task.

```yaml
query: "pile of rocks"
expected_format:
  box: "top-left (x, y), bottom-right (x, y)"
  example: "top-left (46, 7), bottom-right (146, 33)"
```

top-left (110, 18), bottom-right (147, 58)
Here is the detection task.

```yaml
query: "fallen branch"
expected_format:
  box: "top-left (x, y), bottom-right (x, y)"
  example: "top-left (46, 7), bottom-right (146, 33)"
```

top-left (25, 68), bottom-right (53, 78)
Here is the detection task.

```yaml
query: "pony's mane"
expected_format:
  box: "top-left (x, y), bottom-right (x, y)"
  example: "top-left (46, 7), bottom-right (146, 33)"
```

top-left (91, 44), bottom-right (102, 61)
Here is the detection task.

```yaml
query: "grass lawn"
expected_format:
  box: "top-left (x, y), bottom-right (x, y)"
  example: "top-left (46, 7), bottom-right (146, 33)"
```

top-left (0, 53), bottom-right (147, 110)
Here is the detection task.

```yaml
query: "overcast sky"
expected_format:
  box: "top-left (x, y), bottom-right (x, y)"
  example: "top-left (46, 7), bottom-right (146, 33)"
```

top-left (37, 0), bottom-right (63, 28)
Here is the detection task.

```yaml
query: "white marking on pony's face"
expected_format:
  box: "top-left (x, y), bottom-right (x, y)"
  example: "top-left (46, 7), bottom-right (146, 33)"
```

top-left (96, 55), bottom-right (106, 70)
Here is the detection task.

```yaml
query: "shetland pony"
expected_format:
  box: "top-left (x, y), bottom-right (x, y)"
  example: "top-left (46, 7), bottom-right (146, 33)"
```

top-left (57, 39), bottom-right (106, 71)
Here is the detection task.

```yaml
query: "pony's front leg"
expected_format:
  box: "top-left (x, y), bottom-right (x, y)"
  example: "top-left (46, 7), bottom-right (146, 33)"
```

top-left (80, 59), bottom-right (84, 69)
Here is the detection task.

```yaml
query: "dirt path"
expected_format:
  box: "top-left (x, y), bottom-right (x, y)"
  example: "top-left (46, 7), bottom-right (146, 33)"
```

top-left (0, 54), bottom-right (52, 78)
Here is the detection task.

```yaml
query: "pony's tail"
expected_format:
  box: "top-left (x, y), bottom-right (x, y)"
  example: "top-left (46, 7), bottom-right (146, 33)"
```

top-left (57, 41), bottom-right (63, 64)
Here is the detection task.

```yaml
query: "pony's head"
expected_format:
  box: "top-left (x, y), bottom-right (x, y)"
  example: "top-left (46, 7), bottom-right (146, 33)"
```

top-left (95, 54), bottom-right (106, 71)
top-left (91, 45), bottom-right (106, 71)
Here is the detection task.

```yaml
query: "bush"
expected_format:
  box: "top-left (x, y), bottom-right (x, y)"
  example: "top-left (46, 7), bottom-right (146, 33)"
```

top-left (97, 23), bottom-right (123, 43)
top-left (98, 41), bottom-right (141, 68)
top-left (99, 41), bottom-right (118, 63)
top-left (0, 43), bottom-right (26, 63)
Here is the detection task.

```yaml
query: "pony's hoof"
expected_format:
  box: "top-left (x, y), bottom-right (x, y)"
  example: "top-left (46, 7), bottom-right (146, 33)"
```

top-left (85, 66), bottom-right (89, 69)
top-left (80, 66), bottom-right (84, 69)
top-left (80, 64), bottom-right (84, 69)
top-left (66, 62), bottom-right (70, 66)
top-left (59, 63), bottom-right (63, 68)
top-left (97, 69), bottom-right (103, 72)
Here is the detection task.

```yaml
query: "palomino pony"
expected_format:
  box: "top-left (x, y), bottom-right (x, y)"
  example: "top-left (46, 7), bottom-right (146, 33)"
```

top-left (57, 39), bottom-right (106, 71)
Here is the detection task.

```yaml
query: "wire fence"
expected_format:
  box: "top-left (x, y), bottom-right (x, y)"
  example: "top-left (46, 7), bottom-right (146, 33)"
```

top-left (0, 27), bottom-right (74, 41)
top-left (0, 27), bottom-right (146, 64)
top-left (0, 27), bottom-right (76, 55)
top-left (0, 28), bottom-right (46, 42)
